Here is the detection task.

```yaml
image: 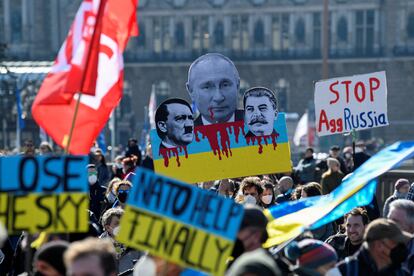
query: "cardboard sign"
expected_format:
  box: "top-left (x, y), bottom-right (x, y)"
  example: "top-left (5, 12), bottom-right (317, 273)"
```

top-left (151, 113), bottom-right (291, 183)
top-left (314, 71), bottom-right (388, 136)
top-left (0, 156), bottom-right (89, 234)
top-left (117, 169), bottom-right (244, 275)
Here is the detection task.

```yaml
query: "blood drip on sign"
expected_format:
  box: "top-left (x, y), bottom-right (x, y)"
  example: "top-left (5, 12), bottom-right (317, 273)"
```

top-left (159, 146), bottom-right (188, 167)
top-left (195, 121), bottom-right (245, 160)
top-left (209, 107), bottom-right (215, 121)
top-left (245, 132), bottom-right (279, 154)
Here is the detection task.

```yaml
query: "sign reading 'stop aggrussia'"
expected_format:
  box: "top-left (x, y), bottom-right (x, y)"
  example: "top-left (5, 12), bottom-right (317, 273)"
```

top-left (314, 71), bottom-right (388, 136)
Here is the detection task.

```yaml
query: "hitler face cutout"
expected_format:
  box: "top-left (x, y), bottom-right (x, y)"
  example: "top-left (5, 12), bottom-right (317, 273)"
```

top-left (156, 100), bottom-right (194, 147)
top-left (244, 95), bottom-right (276, 136)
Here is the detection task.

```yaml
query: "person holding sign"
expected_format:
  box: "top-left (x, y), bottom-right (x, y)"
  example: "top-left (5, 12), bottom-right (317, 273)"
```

top-left (155, 98), bottom-right (194, 148)
top-left (243, 87), bottom-right (278, 137)
top-left (186, 53), bottom-right (243, 125)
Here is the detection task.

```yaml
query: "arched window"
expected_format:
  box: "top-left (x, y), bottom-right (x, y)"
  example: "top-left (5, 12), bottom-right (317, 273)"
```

top-left (337, 16), bottom-right (348, 43)
top-left (294, 18), bottom-right (305, 44)
top-left (175, 22), bottom-right (185, 47)
top-left (254, 19), bottom-right (265, 46)
top-left (214, 21), bottom-right (224, 46)
top-left (407, 13), bottom-right (414, 39)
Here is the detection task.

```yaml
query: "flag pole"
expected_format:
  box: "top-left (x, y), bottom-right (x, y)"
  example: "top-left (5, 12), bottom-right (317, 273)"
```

top-left (64, 0), bottom-right (107, 153)
top-left (65, 93), bottom-right (82, 153)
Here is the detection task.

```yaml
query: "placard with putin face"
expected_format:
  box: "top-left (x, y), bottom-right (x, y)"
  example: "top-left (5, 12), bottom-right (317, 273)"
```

top-left (151, 53), bottom-right (291, 183)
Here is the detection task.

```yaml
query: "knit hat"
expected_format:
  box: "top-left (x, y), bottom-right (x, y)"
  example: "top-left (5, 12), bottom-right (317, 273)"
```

top-left (34, 240), bottom-right (69, 275)
top-left (285, 239), bottom-right (337, 269)
top-left (395, 178), bottom-right (409, 191)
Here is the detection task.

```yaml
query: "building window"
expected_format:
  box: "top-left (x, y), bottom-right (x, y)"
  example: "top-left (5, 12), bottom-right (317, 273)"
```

top-left (337, 16), bottom-right (348, 43)
top-left (153, 18), bottom-right (162, 53)
top-left (162, 18), bottom-right (171, 52)
top-left (295, 18), bottom-right (305, 44)
top-left (214, 21), bottom-right (224, 46)
top-left (231, 16), bottom-right (240, 51)
top-left (272, 15), bottom-right (281, 51)
top-left (11, 0), bottom-right (22, 43)
top-left (175, 21), bottom-right (185, 47)
top-left (241, 15), bottom-right (249, 51)
top-left (192, 17), bottom-right (201, 50)
top-left (254, 19), bottom-right (265, 46)
top-left (355, 10), bottom-right (375, 54)
top-left (407, 13), bottom-right (414, 39)
top-left (282, 14), bottom-right (290, 50)
top-left (201, 16), bottom-right (210, 50)
top-left (313, 12), bottom-right (321, 51)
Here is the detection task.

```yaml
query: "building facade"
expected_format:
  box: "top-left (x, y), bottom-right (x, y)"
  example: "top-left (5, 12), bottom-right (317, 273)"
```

top-left (1, 0), bottom-right (414, 150)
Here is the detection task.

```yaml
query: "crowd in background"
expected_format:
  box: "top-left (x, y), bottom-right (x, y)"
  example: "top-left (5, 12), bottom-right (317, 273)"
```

top-left (0, 138), bottom-right (414, 276)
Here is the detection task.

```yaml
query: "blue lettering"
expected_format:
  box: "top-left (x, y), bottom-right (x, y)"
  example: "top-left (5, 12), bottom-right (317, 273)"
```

top-left (344, 108), bottom-right (351, 130)
top-left (351, 113), bottom-right (359, 129)
top-left (360, 112), bottom-right (367, 128)
top-left (378, 113), bottom-right (387, 125)
top-left (367, 111), bottom-right (374, 127)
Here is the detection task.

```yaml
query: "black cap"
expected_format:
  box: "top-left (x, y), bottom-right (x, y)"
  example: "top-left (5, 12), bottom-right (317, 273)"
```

top-left (330, 145), bottom-right (340, 151)
top-left (240, 204), bottom-right (268, 230)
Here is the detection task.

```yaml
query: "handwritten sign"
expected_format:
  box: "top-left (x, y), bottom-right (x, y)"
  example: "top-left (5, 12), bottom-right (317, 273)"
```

top-left (151, 113), bottom-right (291, 183)
top-left (314, 71), bottom-right (388, 136)
top-left (0, 156), bottom-right (89, 234)
top-left (117, 169), bottom-right (244, 275)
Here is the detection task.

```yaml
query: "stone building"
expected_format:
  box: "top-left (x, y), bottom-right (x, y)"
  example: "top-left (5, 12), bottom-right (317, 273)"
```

top-left (1, 0), bottom-right (414, 150)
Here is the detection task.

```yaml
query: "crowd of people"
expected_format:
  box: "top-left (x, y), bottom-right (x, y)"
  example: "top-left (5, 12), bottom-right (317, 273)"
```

top-left (0, 137), bottom-right (413, 276)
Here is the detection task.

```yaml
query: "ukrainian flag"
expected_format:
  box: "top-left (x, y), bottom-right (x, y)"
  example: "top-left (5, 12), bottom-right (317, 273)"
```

top-left (264, 141), bottom-right (414, 248)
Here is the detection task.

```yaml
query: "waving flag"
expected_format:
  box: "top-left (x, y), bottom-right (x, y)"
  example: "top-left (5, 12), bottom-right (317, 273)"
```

top-left (264, 141), bottom-right (414, 247)
top-left (32, 0), bottom-right (138, 154)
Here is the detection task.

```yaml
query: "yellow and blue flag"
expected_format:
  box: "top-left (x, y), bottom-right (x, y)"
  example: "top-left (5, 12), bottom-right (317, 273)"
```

top-left (264, 141), bottom-right (414, 247)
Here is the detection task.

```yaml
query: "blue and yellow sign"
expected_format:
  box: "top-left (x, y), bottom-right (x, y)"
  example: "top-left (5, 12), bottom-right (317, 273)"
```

top-left (151, 113), bottom-right (291, 183)
top-left (117, 169), bottom-right (244, 275)
top-left (0, 156), bottom-right (89, 234)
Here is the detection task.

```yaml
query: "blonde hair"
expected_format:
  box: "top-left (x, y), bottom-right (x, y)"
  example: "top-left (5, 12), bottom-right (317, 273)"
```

top-left (114, 180), bottom-right (133, 194)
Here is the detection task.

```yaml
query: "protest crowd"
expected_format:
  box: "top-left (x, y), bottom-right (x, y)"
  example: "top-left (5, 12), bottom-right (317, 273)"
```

top-left (0, 138), bottom-right (413, 276)
top-left (0, 0), bottom-right (413, 275)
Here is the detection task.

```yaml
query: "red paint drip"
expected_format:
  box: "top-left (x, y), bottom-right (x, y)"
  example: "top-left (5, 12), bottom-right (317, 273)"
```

top-left (195, 121), bottom-right (245, 160)
top-left (246, 132), bottom-right (279, 154)
top-left (208, 108), bottom-right (215, 121)
top-left (159, 146), bottom-right (188, 167)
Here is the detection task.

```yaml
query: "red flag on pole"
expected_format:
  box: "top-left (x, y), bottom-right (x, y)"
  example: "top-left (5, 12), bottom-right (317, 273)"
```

top-left (32, 0), bottom-right (138, 154)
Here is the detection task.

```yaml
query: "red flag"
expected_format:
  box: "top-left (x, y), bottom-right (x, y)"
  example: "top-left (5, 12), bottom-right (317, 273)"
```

top-left (32, 0), bottom-right (138, 154)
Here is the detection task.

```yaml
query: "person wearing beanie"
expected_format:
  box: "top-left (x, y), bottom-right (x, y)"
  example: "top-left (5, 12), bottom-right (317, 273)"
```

top-left (33, 240), bottom-right (69, 276)
top-left (285, 238), bottom-right (338, 276)
top-left (383, 178), bottom-right (410, 217)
